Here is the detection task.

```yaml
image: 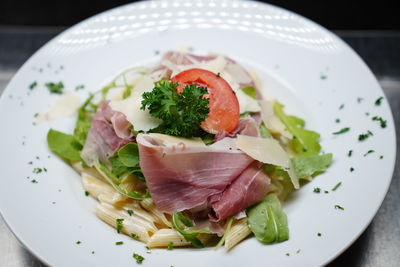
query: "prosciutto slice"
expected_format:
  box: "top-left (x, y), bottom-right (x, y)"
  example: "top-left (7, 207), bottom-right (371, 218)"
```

top-left (209, 162), bottom-right (270, 222)
top-left (81, 101), bottom-right (133, 165)
top-left (137, 134), bottom-right (254, 213)
top-left (214, 116), bottom-right (260, 141)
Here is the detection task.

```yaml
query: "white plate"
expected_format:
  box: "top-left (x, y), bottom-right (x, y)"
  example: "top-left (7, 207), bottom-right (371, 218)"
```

top-left (0, 1), bottom-right (396, 266)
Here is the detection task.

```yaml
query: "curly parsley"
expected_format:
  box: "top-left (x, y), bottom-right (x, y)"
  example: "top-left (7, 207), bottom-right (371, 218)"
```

top-left (45, 81), bottom-right (64, 94)
top-left (141, 80), bottom-right (210, 137)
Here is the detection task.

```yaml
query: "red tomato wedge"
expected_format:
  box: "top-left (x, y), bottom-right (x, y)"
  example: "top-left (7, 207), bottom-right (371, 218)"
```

top-left (170, 68), bottom-right (239, 134)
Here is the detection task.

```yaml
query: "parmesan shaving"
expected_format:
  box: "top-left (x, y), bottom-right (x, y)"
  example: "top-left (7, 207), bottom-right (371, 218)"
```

top-left (236, 135), bottom-right (289, 168)
top-left (148, 133), bottom-right (206, 147)
top-left (35, 91), bottom-right (81, 123)
top-left (259, 100), bottom-right (292, 139)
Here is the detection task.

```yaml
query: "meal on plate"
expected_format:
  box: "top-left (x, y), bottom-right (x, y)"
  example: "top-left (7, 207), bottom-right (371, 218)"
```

top-left (47, 51), bottom-right (332, 250)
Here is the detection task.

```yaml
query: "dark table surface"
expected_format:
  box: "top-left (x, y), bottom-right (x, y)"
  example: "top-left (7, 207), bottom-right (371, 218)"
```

top-left (0, 26), bottom-right (399, 267)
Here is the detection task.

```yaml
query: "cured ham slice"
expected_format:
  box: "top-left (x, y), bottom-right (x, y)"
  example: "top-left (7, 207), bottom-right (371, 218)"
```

top-left (81, 101), bottom-right (133, 165)
top-left (209, 162), bottom-right (270, 222)
top-left (214, 116), bottom-right (260, 141)
top-left (137, 134), bottom-right (254, 214)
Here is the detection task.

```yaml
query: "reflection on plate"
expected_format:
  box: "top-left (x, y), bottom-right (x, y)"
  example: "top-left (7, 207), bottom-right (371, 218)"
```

top-left (0, 1), bottom-right (395, 266)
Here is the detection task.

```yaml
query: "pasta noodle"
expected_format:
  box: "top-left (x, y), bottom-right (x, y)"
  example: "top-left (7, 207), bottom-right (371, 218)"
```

top-left (224, 218), bottom-right (251, 251)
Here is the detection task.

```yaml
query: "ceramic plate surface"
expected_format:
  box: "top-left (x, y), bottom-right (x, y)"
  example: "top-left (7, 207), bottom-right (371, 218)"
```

top-left (0, 1), bottom-right (395, 266)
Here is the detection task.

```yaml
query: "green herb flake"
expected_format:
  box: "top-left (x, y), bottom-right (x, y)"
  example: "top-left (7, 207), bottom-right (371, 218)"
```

top-left (372, 116), bottom-right (387, 128)
top-left (76, 241), bottom-right (81, 244)
top-left (350, 167), bottom-right (355, 172)
top-left (334, 205), bottom-right (344, 210)
top-left (363, 150), bottom-right (375, 157)
top-left (91, 251), bottom-right (95, 254)
top-left (216, 72), bottom-right (221, 77)
top-left (33, 168), bottom-right (42, 174)
top-left (29, 81), bottom-right (38, 90)
top-left (332, 127), bottom-right (350, 135)
top-left (84, 191), bottom-right (90, 196)
top-left (133, 253), bottom-right (144, 264)
top-left (339, 104), bottom-right (345, 110)
top-left (167, 242), bottom-right (174, 250)
top-left (317, 233), bottom-right (322, 237)
top-left (347, 150), bottom-right (353, 157)
top-left (358, 130), bottom-right (373, 141)
top-left (116, 218), bottom-right (124, 233)
top-left (45, 81), bottom-right (64, 94)
top-left (365, 112), bottom-right (370, 116)
top-left (130, 233), bottom-right (139, 239)
top-left (357, 97), bottom-right (364, 103)
top-left (332, 182), bottom-right (342, 191)
top-left (31, 179), bottom-right (38, 183)
top-left (127, 210), bottom-right (134, 216)
top-left (115, 241), bottom-right (124, 245)
top-left (375, 96), bottom-right (384, 106)
top-left (313, 187), bottom-right (321, 193)
top-left (286, 253), bottom-right (290, 256)
top-left (296, 249), bottom-right (301, 254)
top-left (320, 74), bottom-right (327, 80)
top-left (28, 161), bottom-right (33, 165)
top-left (335, 118), bottom-right (340, 123)
top-left (75, 84), bottom-right (85, 91)
top-left (380, 155), bottom-right (384, 159)
top-left (324, 190), bottom-right (329, 194)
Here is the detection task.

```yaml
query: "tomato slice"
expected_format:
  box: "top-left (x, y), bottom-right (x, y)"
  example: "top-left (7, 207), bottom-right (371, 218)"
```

top-left (170, 68), bottom-right (239, 134)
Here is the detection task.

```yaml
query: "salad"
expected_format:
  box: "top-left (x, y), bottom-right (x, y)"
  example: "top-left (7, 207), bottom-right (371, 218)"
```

top-left (47, 51), bottom-right (332, 250)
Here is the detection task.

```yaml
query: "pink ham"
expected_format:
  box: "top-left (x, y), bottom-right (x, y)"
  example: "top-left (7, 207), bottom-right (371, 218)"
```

top-left (209, 162), bottom-right (270, 222)
top-left (214, 116), bottom-right (260, 141)
top-left (81, 101), bottom-right (133, 165)
top-left (137, 134), bottom-right (254, 213)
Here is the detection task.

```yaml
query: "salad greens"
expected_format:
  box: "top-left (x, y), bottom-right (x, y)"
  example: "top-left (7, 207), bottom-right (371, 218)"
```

top-left (109, 143), bottom-right (145, 181)
top-left (273, 101), bottom-right (321, 155)
top-left (73, 93), bottom-right (97, 146)
top-left (172, 212), bottom-right (210, 248)
top-left (247, 194), bottom-right (289, 244)
top-left (241, 86), bottom-right (257, 99)
top-left (47, 129), bottom-right (82, 161)
top-left (141, 80), bottom-right (210, 138)
top-left (290, 153), bottom-right (333, 178)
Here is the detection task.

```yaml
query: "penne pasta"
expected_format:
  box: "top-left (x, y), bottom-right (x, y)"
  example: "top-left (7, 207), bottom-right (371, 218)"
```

top-left (224, 218), bottom-right (251, 251)
top-left (140, 198), bottom-right (172, 228)
top-left (96, 203), bottom-right (158, 242)
top-left (81, 172), bottom-right (115, 200)
top-left (147, 229), bottom-right (190, 248)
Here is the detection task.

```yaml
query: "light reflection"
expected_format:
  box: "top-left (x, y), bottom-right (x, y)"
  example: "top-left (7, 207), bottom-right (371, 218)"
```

top-left (50, 0), bottom-right (340, 55)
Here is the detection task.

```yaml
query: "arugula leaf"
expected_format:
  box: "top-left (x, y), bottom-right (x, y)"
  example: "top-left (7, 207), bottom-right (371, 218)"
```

top-left (247, 194), bottom-right (289, 244)
top-left (290, 153), bottom-right (333, 178)
top-left (141, 80), bottom-right (210, 138)
top-left (273, 101), bottom-right (320, 155)
top-left (259, 123), bottom-right (272, 138)
top-left (73, 94), bottom-right (97, 146)
top-left (117, 143), bottom-right (139, 167)
top-left (241, 86), bottom-right (257, 99)
top-left (94, 162), bottom-right (149, 200)
top-left (47, 129), bottom-right (82, 161)
top-left (109, 143), bottom-right (145, 181)
top-left (172, 212), bottom-right (210, 248)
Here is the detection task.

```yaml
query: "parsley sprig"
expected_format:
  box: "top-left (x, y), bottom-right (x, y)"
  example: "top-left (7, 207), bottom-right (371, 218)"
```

top-left (141, 80), bottom-right (210, 138)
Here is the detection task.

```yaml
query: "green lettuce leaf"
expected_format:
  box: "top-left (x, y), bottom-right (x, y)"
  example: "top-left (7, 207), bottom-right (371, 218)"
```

top-left (172, 212), bottom-right (210, 248)
top-left (47, 129), bottom-right (82, 161)
top-left (73, 94), bottom-right (97, 146)
top-left (241, 86), bottom-right (257, 99)
top-left (273, 101), bottom-right (320, 155)
top-left (247, 194), bottom-right (289, 244)
top-left (290, 153), bottom-right (333, 178)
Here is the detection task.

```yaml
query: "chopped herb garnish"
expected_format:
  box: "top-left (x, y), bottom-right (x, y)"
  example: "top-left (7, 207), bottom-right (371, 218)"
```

top-left (31, 179), bottom-right (38, 183)
top-left (357, 97), bottom-right (364, 103)
top-left (133, 253), bottom-right (144, 264)
top-left (216, 72), bottom-right (221, 77)
top-left (365, 112), bottom-right (370, 116)
top-left (75, 84), bottom-right (85, 91)
top-left (28, 161), bottom-right (33, 165)
top-left (313, 187), bottom-right (321, 193)
top-left (154, 50), bottom-right (160, 55)
top-left (350, 167), bottom-right (354, 172)
top-left (286, 253), bottom-right (290, 256)
top-left (335, 205), bottom-right (344, 210)
top-left (84, 191), bottom-right (90, 196)
top-left (339, 104), bottom-right (345, 110)
top-left (115, 241), bottom-right (124, 245)
top-left (347, 150), bottom-right (353, 157)
top-left (127, 210), bottom-right (134, 216)
top-left (76, 241), bottom-right (81, 244)
top-left (317, 233), bottom-right (322, 237)
top-left (332, 182), bottom-right (342, 191)
top-left (332, 127), bottom-right (350, 135)
top-left (320, 74), bottom-right (327, 80)
top-left (29, 81), bottom-right (38, 90)
top-left (335, 118), bottom-right (340, 123)
top-left (130, 233), bottom-right (139, 239)
top-left (296, 249), bottom-right (301, 254)
top-left (380, 155), bottom-right (384, 159)
top-left (33, 168), bottom-right (42, 174)
top-left (363, 150), bottom-right (375, 157)
top-left (372, 116), bottom-right (387, 128)
top-left (91, 251), bottom-right (95, 254)
top-left (167, 242), bottom-right (174, 250)
top-left (324, 190), bottom-right (329, 194)
top-left (116, 218), bottom-right (124, 233)
top-left (358, 130), bottom-right (373, 141)
top-left (45, 81), bottom-right (64, 94)
top-left (375, 96), bottom-right (384, 106)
